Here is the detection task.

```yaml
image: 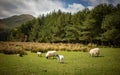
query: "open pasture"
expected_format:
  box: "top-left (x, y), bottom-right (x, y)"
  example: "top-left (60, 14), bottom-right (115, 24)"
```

top-left (0, 48), bottom-right (120, 75)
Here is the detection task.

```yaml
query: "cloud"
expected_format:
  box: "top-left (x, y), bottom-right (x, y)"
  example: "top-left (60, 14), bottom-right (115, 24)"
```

top-left (63, 3), bottom-right (85, 13)
top-left (84, 0), bottom-right (120, 6)
top-left (2, 0), bottom-right (119, 19)
top-left (0, 0), bottom-right (86, 19)
top-left (0, 0), bottom-right (104, 18)
top-left (87, 6), bottom-right (94, 10)
top-left (0, 0), bottom-right (65, 18)
top-left (111, 0), bottom-right (120, 5)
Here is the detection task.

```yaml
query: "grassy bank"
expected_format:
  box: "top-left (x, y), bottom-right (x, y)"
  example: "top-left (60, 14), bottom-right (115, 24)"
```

top-left (0, 48), bottom-right (120, 75)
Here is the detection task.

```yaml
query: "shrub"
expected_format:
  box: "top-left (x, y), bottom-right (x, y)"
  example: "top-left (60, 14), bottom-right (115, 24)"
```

top-left (3, 49), bottom-right (27, 55)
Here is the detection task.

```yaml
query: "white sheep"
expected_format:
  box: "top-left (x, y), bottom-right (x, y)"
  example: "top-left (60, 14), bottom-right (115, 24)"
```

top-left (46, 51), bottom-right (57, 59)
top-left (17, 53), bottom-right (23, 57)
top-left (37, 52), bottom-right (42, 57)
top-left (57, 55), bottom-right (64, 63)
top-left (89, 48), bottom-right (100, 57)
top-left (17, 54), bottom-right (20, 56)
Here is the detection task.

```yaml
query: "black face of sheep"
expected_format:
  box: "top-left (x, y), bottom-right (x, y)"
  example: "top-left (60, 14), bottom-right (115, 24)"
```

top-left (17, 53), bottom-right (23, 57)
top-left (56, 55), bottom-right (59, 58)
top-left (19, 54), bottom-right (23, 57)
top-left (46, 57), bottom-right (48, 59)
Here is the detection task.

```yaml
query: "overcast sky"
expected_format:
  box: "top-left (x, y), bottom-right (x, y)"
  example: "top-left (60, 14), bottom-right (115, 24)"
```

top-left (0, 0), bottom-right (120, 19)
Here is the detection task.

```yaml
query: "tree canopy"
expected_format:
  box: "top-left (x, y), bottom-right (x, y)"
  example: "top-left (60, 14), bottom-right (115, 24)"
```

top-left (8, 4), bottom-right (120, 47)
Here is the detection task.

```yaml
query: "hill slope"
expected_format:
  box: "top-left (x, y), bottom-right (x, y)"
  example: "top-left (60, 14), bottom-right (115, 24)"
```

top-left (0, 14), bottom-right (35, 41)
top-left (1, 14), bottom-right (34, 29)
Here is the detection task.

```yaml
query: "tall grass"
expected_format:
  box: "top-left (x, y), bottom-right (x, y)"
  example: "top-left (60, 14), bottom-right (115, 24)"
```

top-left (0, 42), bottom-right (27, 55)
top-left (0, 42), bottom-right (97, 54)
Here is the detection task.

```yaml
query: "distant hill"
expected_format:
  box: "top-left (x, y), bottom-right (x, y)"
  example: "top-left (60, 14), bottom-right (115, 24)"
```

top-left (0, 14), bottom-right (34, 29)
top-left (0, 14), bottom-right (35, 41)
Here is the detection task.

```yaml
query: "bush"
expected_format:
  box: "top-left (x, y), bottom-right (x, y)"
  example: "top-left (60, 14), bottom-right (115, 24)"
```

top-left (3, 49), bottom-right (27, 55)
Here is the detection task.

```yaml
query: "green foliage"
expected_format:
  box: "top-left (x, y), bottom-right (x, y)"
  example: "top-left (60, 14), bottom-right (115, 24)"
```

top-left (82, 4), bottom-right (114, 42)
top-left (8, 4), bottom-right (120, 47)
top-left (101, 11), bottom-right (120, 42)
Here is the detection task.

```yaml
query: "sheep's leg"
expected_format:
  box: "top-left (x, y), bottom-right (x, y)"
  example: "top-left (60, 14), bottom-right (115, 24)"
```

top-left (91, 54), bottom-right (93, 57)
top-left (53, 56), bottom-right (56, 59)
top-left (96, 52), bottom-right (100, 56)
top-left (90, 54), bottom-right (92, 56)
top-left (53, 56), bottom-right (55, 59)
top-left (90, 53), bottom-right (92, 57)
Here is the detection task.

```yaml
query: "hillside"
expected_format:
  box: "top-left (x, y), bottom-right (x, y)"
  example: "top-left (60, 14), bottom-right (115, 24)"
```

top-left (0, 14), bottom-right (34, 29)
top-left (0, 14), bottom-right (35, 41)
top-left (0, 19), bottom-right (9, 31)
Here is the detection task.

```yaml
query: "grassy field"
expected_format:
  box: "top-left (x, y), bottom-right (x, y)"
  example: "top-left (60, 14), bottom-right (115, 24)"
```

top-left (0, 48), bottom-right (120, 75)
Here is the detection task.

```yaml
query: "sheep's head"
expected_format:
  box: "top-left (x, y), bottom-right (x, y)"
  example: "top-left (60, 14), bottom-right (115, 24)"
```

top-left (56, 54), bottom-right (59, 57)
top-left (56, 54), bottom-right (60, 59)
top-left (46, 56), bottom-right (48, 59)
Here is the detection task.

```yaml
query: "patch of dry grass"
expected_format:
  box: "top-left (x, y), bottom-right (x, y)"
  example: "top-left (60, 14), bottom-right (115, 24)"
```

top-left (0, 42), bottom-right (97, 54)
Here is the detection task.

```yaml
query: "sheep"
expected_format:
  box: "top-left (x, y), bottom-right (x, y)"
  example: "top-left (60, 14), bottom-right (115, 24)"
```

top-left (17, 53), bottom-right (23, 57)
top-left (46, 51), bottom-right (57, 59)
top-left (17, 54), bottom-right (20, 56)
top-left (37, 52), bottom-right (42, 57)
top-left (89, 48), bottom-right (100, 57)
top-left (56, 55), bottom-right (64, 63)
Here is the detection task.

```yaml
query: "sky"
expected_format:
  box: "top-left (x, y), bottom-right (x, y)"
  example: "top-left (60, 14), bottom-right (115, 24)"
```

top-left (0, 0), bottom-right (120, 19)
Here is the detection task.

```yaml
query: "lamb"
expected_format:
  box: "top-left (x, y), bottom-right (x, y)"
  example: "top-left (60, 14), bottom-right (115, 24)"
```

top-left (46, 51), bottom-right (57, 59)
top-left (17, 53), bottom-right (23, 57)
top-left (37, 52), bottom-right (42, 57)
top-left (57, 55), bottom-right (64, 63)
top-left (89, 48), bottom-right (100, 57)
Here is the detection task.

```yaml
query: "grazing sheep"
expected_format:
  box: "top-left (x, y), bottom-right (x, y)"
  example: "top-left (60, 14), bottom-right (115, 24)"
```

top-left (37, 52), bottom-right (42, 57)
top-left (17, 54), bottom-right (20, 56)
top-left (46, 51), bottom-right (57, 59)
top-left (89, 48), bottom-right (100, 57)
top-left (57, 55), bottom-right (64, 63)
top-left (17, 53), bottom-right (23, 57)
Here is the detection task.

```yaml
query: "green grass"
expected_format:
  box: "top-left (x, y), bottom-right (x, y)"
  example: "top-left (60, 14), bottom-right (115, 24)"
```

top-left (0, 48), bottom-right (120, 75)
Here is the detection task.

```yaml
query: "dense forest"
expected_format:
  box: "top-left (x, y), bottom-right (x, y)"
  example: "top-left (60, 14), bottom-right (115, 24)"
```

top-left (7, 4), bottom-right (120, 47)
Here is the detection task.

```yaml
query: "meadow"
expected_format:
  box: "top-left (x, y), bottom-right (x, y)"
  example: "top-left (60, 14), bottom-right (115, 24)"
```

top-left (0, 49), bottom-right (120, 75)
top-left (0, 42), bottom-right (120, 75)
